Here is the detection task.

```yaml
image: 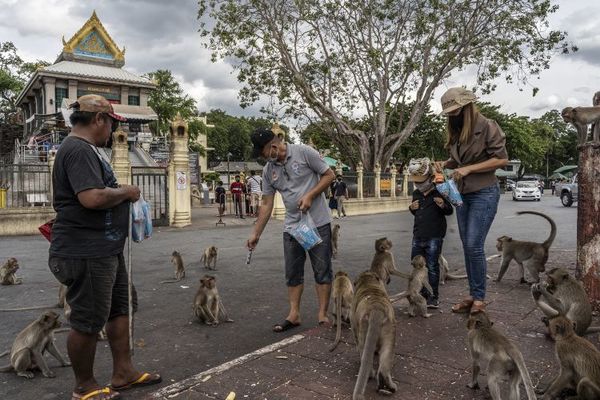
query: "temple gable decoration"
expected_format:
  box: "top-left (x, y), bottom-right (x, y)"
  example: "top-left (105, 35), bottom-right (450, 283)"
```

top-left (60, 10), bottom-right (125, 66)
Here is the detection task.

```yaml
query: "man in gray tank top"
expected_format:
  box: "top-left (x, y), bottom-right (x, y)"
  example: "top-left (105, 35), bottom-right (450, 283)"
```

top-left (247, 128), bottom-right (335, 332)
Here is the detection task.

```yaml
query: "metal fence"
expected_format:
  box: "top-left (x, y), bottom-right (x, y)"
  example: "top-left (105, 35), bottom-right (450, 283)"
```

top-left (363, 172), bottom-right (376, 197)
top-left (131, 167), bottom-right (169, 226)
top-left (0, 164), bottom-right (51, 207)
top-left (341, 172), bottom-right (358, 198)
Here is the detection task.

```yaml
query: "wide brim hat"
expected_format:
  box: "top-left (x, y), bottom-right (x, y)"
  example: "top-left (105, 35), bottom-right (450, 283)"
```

top-left (440, 87), bottom-right (477, 115)
top-left (69, 94), bottom-right (126, 122)
top-left (407, 157), bottom-right (433, 183)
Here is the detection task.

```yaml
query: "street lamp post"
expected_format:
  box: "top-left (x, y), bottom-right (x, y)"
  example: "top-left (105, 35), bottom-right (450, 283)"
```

top-left (227, 152), bottom-right (232, 187)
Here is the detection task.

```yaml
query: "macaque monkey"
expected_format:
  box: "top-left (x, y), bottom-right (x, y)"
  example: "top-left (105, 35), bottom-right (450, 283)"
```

top-left (496, 211), bottom-right (556, 284)
top-left (593, 91), bottom-right (600, 143)
top-left (351, 271), bottom-right (397, 400)
top-left (331, 224), bottom-right (340, 259)
top-left (466, 310), bottom-right (536, 400)
top-left (531, 268), bottom-right (600, 336)
top-left (161, 251), bottom-right (186, 283)
top-left (390, 255), bottom-right (433, 318)
top-left (201, 246), bottom-right (218, 270)
top-left (0, 311), bottom-right (70, 378)
top-left (562, 106), bottom-right (600, 144)
top-left (192, 275), bottom-right (233, 326)
top-left (329, 270), bottom-right (353, 352)
top-left (536, 315), bottom-right (600, 399)
top-left (370, 238), bottom-right (409, 284)
top-left (1, 258), bottom-right (22, 285)
top-left (439, 255), bottom-right (466, 284)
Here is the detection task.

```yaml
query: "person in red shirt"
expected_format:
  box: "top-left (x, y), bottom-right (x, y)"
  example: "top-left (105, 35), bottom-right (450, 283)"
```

top-left (230, 175), bottom-right (245, 219)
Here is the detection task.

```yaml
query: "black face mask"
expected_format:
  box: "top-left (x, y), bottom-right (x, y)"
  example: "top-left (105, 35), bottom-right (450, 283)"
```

top-left (449, 110), bottom-right (464, 132)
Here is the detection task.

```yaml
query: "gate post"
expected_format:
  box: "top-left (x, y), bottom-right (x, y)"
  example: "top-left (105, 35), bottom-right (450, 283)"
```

top-left (402, 167), bottom-right (409, 197)
top-left (390, 164), bottom-right (397, 199)
top-left (374, 162), bottom-right (381, 199)
top-left (110, 128), bottom-right (130, 185)
top-left (357, 162), bottom-right (364, 199)
top-left (167, 113), bottom-right (192, 227)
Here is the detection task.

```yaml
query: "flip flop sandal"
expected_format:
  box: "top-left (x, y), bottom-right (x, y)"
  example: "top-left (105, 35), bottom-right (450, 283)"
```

top-left (470, 302), bottom-right (486, 314)
top-left (273, 319), bottom-right (300, 333)
top-left (72, 387), bottom-right (121, 400)
top-left (110, 372), bottom-right (162, 391)
top-left (451, 299), bottom-right (474, 314)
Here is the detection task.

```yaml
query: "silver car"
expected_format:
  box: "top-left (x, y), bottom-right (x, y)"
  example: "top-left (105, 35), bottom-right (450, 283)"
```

top-left (512, 181), bottom-right (541, 201)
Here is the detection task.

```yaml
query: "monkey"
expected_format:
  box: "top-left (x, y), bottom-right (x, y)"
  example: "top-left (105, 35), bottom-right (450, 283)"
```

top-left (1, 257), bottom-right (22, 285)
top-left (495, 211), bottom-right (556, 284)
top-left (369, 237), bottom-right (410, 284)
top-left (562, 106), bottom-right (600, 144)
top-left (0, 311), bottom-right (70, 378)
top-left (331, 224), bottom-right (340, 259)
top-left (329, 270), bottom-right (354, 352)
top-left (536, 315), bottom-right (600, 399)
top-left (438, 255), bottom-right (491, 284)
top-left (389, 255), bottom-right (434, 318)
top-left (160, 251), bottom-right (186, 284)
top-left (531, 267), bottom-right (600, 336)
top-left (192, 275), bottom-right (233, 326)
top-left (200, 246), bottom-right (218, 270)
top-left (350, 271), bottom-right (397, 400)
top-left (466, 310), bottom-right (537, 400)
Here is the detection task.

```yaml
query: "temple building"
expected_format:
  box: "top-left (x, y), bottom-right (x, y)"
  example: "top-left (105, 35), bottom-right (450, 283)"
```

top-left (15, 11), bottom-right (157, 146)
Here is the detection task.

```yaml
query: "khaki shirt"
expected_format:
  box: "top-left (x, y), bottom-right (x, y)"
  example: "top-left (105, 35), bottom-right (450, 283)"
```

top-left (448, 114), bottom-right (508, 194)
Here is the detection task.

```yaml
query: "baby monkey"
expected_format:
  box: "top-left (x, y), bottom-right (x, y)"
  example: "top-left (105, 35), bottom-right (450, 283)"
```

top-left (331, 224), bottom-right (341, 258)
top-left (201, 246), bottom-right (218, 270)
top-left (1, 258), bottom-right (22, 285)
top-left (390, 255), bottom-right (433, 318)
top-left (161, 251), bottom-right (186, 283)
top-left (370, 237), bottom-right (409, 284)
top-left (193, 275), bottom-right (233, 326)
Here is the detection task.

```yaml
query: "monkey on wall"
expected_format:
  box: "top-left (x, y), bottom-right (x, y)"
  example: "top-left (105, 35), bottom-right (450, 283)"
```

top-left (466, 310), bottom-right (536, 400)
top-left (1, 258), bottom-right (22, 285)
top-left (0, 311), bottom-right (70, 379)
top-left (496, 211), bottom-right (556, 284)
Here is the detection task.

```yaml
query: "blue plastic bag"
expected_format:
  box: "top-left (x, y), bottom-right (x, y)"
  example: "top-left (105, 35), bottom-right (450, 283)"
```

top-left (131, 197), bottom-right (152, 242)
top-left (142, 200), bottom-right (152, 239)
top-left (290, 211), bottom-right (322, 251)
top-left (436, 179), bottom-right (463, 207)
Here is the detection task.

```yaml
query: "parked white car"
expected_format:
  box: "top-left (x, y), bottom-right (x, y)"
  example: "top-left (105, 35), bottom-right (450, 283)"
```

top-left (512, 181), bottom-right (541, 201)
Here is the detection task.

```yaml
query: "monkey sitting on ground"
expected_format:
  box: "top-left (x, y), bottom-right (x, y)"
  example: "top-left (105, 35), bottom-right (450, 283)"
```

top-left (161, 251), bottom-right (186, 283)
top-left (466, 310), bottom-right (536, 400)
top-left (1, 258), bottom-right (22, 285)
top-left (351, 271), bottom-right (397, 400)
top-left (370, 237), bottom-right (410, 284)
top-left (531, 267), bottom-right (600, 336)
top-left (0, 311), bottom-right (70, 378)
top-left (562, 106), bottom-right (600, 144)
top-left (201, 246), bottom-right (218, 270)
top-left (329, 270), bottom-right (354, 352)
top-left (495, 211), bottom-right (556, 284)
top-left (192, 275), bottom-right (233, 326)
top-left (390, 255), bottom-right (433, 318)
top-left (331, 224), bottom-right (340, 259)
top-left (536, 315), bottom-right (600, 399)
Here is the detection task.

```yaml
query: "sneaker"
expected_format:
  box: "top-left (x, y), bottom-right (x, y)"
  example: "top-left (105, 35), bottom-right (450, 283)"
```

top-left (427, 298), bottom-right (440, 309)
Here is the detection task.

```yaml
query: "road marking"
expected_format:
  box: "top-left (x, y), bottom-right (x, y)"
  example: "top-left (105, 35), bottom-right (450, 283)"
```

top-left (150, 333), bottom-right (305, 398)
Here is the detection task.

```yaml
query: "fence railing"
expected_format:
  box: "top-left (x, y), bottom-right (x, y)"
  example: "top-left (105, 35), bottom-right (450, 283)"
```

top-left (0, 164), bottom-right (51, 208)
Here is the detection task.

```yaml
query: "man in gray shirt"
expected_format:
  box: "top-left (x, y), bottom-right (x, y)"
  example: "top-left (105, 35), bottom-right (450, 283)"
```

top-left (247, 128), bottom-right (335, 332)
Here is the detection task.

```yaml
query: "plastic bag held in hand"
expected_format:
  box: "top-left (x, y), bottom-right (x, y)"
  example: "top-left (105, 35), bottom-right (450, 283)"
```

top-left (435, 179), bottom-right (463, 207)
top-left (290, 211), bottom-right (322, 251)
top-left (131, 196), bottom-right (152, 242)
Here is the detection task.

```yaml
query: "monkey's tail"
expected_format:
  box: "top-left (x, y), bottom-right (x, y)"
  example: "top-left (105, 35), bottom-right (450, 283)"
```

top-left (329, 291), bottom-right (343, 352)
top-left (585, 326), bottom-right (600, 334)
top-left (160, 278), bottom-right (182, 284)
top-left (507, 347), bottom-right (536, 400)
top-left (389, 291), bottom-right (408, 302)
top-left (389, 270), bottom-right (411, 279)
top-left (0, 364), bottom-right (13, 372)
top-left (0, 304), bottom-right (59, 312)
top-left (352, 310), bottom-right (384, 400)
top-left (0, 351), bottom-right (8, 358)
top-left (516, 211), bottom-right (556, 249)
top-left (444, 272), bottom-right (468, 280)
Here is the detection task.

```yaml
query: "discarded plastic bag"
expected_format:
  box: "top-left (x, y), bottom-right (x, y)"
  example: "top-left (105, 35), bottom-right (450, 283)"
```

top-left (436, 179), bottom-right (463, 207)
top-left (131, 196), bottom-right (152, 242)
top-left (290, 211), bottom-right (322, 251)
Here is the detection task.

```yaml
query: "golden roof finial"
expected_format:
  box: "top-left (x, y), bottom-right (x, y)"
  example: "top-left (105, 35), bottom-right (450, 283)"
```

top-left (271, 122), bottom-right (284, 136)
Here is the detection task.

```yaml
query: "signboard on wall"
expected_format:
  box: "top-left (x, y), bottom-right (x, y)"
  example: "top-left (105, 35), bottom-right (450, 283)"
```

top-left (77, 84), bottom-right (120, 101)
top-left (176, 171), bottom-right (187, 190)
top-left (189, 153), bottom-right (199, 185)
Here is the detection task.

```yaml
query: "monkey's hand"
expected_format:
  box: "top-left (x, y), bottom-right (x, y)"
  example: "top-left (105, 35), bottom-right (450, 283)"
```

top-left (531, 283), bottom-right (542, 300)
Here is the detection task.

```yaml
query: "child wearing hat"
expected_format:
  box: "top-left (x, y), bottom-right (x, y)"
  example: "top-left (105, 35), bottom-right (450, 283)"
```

top-left (408, 158), bottom-right (453, 308)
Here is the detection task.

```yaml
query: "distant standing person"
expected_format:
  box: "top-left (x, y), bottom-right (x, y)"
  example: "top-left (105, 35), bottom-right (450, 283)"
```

top-left (328, 179), bottom-right (338, 216)
top-left (333, 175), bottom-right (348, 218)
top-left (551, 179), bottom-right (556, 195)
top-left (436, 87), bottom-right (508, 315)
top-left (247, 170), bottom-right (263, 217)
top-left (215, 180), bottom-right (226, 215)
top-left (246, 128), bottom-right (335, 332)
top-left (230, 175), bottom-right (245, 219)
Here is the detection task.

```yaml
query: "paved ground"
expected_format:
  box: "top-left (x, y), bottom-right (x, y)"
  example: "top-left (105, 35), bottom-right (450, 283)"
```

top-left (0, 193), bottom-right (584, 399)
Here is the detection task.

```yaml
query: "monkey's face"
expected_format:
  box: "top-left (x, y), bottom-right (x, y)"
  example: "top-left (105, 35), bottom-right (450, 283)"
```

top-left (375, 238), bottom-right (392, 252)
top-left (334, 270), bottom-right (349, 279)
top-left (200, 275), bottom-right (216, 289)
top-left (40, 311), bottom-right (61, 330)
top-left (549, 316), bottom-right (575, 339)
top-left (546, 268), bottom-right (569, 289)
top-left (172, 251), bottom-right (180, 257)
top-left (495, 236), bottom-right (510, 252)
top-left (411, 255), bottom-right (426, 269)
top-left (561, 107), bottom-right (574, 123)
top-left (6, 258), bottom-right (19, 273)
top-left (467, 310), bottom-right (492, 330)
top-left (209, 246), bottom-right (218, 256)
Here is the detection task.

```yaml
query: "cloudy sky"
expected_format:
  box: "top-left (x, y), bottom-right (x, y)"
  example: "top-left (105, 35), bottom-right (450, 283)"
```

top-left (1, 0), bottom-right (598, 121)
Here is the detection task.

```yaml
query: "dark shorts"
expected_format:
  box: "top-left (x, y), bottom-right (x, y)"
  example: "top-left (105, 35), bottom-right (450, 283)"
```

top-left (48, 253), bottom-right (138, 334)
top-left (283, 223), bottom-right (333, 286)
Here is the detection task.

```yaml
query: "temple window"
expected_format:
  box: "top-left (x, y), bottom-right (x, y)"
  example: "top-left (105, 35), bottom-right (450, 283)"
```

top-left (128, 95), bottom-right (140, 106)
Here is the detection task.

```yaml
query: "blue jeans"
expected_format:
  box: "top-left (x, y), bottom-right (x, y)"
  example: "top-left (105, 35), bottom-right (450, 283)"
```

top-left (411, 237), bottom-right (443, 300)
top-left (456, 184), bottom-right (500, 301)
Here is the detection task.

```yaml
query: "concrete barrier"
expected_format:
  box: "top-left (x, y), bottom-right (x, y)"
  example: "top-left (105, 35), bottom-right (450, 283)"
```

top-left (343, 196), bottom-right (411, 216)
top-left (0, 207), bottom-right (55, 236)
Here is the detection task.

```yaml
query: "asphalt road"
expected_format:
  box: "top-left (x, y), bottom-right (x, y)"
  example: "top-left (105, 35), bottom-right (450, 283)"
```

top-left (0, 193), bottom-right (576, 399)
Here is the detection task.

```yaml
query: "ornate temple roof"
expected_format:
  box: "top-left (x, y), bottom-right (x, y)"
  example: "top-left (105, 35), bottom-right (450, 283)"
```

top-left (42, 61), bottom-right (153, 86)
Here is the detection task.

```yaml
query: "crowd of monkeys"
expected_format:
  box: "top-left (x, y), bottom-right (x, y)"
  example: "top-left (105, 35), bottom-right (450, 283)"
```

top-left (1, 210), bottom-right (600, 399)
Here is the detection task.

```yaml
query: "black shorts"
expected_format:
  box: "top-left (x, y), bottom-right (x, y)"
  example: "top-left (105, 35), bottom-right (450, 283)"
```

top-left (283, 223), bottom-right (333, 287)
top-left (48, 254), bottom-right (138, 334)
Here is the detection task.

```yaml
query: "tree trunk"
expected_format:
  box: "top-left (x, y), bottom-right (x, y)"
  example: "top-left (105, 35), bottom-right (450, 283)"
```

top-left (576, 142), bottom-right (600, 311)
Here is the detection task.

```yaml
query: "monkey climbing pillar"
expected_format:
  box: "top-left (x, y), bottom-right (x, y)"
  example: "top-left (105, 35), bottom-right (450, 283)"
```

top-left (576, 142), bottom-right (600, 310)
top-left (167, 113), bottom-right (192, 227)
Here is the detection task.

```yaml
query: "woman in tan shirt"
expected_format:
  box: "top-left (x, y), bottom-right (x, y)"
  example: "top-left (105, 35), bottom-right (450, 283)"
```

top-left (437, 87), bottom-right (509, 314)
